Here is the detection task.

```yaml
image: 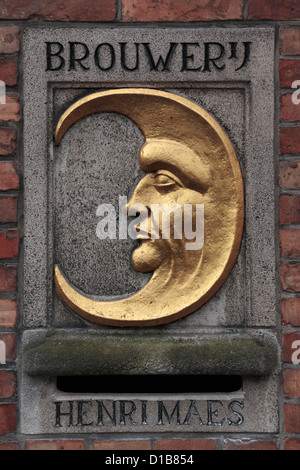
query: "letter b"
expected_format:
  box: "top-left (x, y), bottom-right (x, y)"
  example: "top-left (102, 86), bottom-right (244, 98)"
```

top-left (46, 42), bottom-right (65, 71)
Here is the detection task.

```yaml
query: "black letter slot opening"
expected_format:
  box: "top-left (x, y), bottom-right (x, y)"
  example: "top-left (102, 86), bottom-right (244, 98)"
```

top-left (57, 375), bottom-right (242, 394)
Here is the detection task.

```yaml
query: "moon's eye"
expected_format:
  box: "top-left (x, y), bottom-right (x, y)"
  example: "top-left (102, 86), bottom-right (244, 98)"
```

top-left (153, 171), bottom-right (183, 190)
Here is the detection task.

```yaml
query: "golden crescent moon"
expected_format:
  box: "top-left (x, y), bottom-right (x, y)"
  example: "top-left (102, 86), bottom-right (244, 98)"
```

top-left (54, 88), bottom-right (244, 327)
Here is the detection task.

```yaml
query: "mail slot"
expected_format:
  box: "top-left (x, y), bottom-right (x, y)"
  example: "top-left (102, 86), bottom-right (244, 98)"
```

top-left (56, 375), bottom-right (243, 394)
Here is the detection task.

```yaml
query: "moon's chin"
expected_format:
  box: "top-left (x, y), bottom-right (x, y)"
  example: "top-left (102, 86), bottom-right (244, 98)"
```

top-left (132, 240), bottom-right (167, 273)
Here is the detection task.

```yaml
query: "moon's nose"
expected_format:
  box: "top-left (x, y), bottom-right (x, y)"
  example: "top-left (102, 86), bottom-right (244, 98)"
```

top-left (126, 176), bottom-right (152, 214)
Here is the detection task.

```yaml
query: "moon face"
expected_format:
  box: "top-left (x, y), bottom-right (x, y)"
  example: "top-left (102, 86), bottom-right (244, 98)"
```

top-left (54, 88), bottom-right (244, 327)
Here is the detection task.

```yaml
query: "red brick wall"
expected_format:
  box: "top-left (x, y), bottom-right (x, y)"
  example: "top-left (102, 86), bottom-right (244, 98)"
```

top-left (0, 0), bottom-right (299, 450)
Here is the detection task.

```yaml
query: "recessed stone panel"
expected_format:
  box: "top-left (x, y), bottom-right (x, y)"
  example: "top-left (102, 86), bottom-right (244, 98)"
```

top-left (21, 26), bottom-right (278, 434)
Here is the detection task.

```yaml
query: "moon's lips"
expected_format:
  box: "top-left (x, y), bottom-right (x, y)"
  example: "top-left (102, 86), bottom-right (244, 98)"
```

top-left (54, 88), bottom-right (244, 327)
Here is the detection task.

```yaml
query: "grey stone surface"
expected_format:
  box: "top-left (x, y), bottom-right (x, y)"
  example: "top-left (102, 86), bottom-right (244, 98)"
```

top-left (20, 348), bottom-right (279, 435)
top-left (23, 26), bottom-right (276, 329)
top-left (20, 327), bottom-right (279, 434)
top-left (54, 109), bottom-right (146, 298)
top-left (21, 26), bottom-right (278, 435)
top-left (20, 386), bottom-right (278, 434)
top-left (22, 329), bottom-right (279, 377)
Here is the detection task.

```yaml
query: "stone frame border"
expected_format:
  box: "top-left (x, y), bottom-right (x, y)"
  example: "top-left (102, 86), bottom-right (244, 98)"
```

top-left (22, 26), bottom-right (276, 330)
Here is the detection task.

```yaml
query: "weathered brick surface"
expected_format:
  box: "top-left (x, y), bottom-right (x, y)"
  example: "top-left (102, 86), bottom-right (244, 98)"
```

top-left (154, 438), bottom-right (217, 450)
top-left (0, 128), bottom-right (16, 156)
top-left (279, 195), bottom-right (300, 224)
top-left (0, 371), bottom-right (16, 399)
top-left (281, 93), bottom-right (300, 121)
top-left (0, 26), bottom-right (19, 54)
top-left (279, 161), bottom-right (300, 189)
top-left (0, 230), bottom-right (19, 259)
top-left (0, 0), bottom-right (116, 21)
top-left (224, 439), bottom-right (278, 450)
top-left (280, 127), bottom-right (300, 155)
top-left (280, 27), bottom-right (300, 55)
top-left (93, 440), bottom-right (152, 450)
top-left (0, 404), bottom-right (16, 435)
top-left (282, 332), bottom-right (300, 362)
top-left (0, 442), bottom-right (18, 450)
top-left (0, 299), bottom-right (17, 327)
top-left (0, 95), bottom-right (19, 122)
top-left (0, 162), bottom-right (19, 190)
top-left (283, 369), bottom-right (300, 398)
top-left (122, 0), bottom-right (243, 21)
top-left (0, 264), bottom-right (17, 292)
top-left (282, 298), bottom-right (300, 326)
top-left (280, 229), bottom-right (300, 258)
top-left (0, 58), bottom-right (17, 87)
top-left (284, 404), bottom-right (300, 433)
top-left (280, 264), bottom-right (300, 292)
top-left (249, 0), bottom-right (300, 20)
top-left (279, 60), bottom-right (300, 88)
top-left (0, 197), bottom-right (17, 223)
top-left (284, 438), bottom-right (300, 450)
top-left (24, 440), bottom-right (85, 450)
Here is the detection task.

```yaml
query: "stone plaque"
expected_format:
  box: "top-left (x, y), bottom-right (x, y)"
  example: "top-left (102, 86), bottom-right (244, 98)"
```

top-left (21, 26), bottom-right (279, 434)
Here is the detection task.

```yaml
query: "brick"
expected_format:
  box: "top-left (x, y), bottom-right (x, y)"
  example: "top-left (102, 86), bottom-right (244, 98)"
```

top-left (249, 0), bottom-right (300, 20)
top-left (284, 438), bottom-right (300, 450)
top-left (0, 95), bottom-right (19, 122)
top-left (0, 404), bottom-right (16, 435)
top-left (154, 439), bottom-right (217, 450)
top-left (279, 161), bottom-right (300, 189)
top-left (0, 26), bottom-right (19, 54)
top-left (280, 127), bottom-right (300, 155)
top-left (122, 0), bottom-right (243, 21)
top-left (281, 264), bottom-right (300, 292)
top-left (0, 128), bottom-right (16, 156)
top-left (0, 371), bottom-right (16, 398)
top-left (0, 442), bottom-right (18, 450)
top-left (0, 58), bottom-right (17, 87)
top-left (280, 264), bottom-right (300, 292)
top-left (283, 369), bottom-right (300, 398)
top-left (279, 195), bottom-right (300, 223)
top-left (0, 333), bottom-right (16, 361)
top-left (280, 229), bottom-right (300, 258)
top-left (281, 27), bottom-right (300, 56)
top-left (0, 198), bottom-right (17, 223)
top-left (0, 0), bottom-right (116, 21)
top-left (281, 94), bottom-right (300, 121)
top-left (93, 440), bottom-right (152, 450)
top-left (0, 299), bottom-right (17, 327)
top-left (0, 264), bottom-right (17, 291)
top-left (279, 60), bottom-right (300, 89)
top-left (281, 298), bottom-right (300, 326)
top-left (24, 440), bottom-right (85, 450)
top-left (0, 162), bottom-right (19, 190)
top-left (282, 332), bottom-right (300, 362)
top-left (284, 404), bottom-right (300, 433)
top-left (0, 230), bottom-right (18, 259)
top-left (224, 439), bottom-right (278, 450)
